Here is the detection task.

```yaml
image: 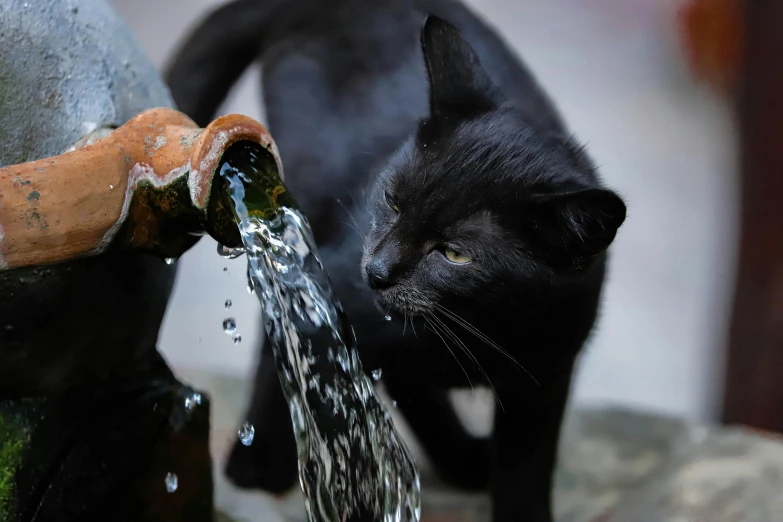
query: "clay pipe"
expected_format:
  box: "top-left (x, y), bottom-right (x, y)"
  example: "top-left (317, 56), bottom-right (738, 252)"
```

top-left (0, 108), bottom-right (283, 271)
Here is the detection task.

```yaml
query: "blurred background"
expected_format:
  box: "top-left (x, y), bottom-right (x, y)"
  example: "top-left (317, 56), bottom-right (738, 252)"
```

top-left (109, 0), bottom-right (738, 423)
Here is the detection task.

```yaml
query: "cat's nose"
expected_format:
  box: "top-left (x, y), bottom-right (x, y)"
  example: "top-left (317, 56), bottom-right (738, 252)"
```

top-left (366, 259), bottom-right (393, 290)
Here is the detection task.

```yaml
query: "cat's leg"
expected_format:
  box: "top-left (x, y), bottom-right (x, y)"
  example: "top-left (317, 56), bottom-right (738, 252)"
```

top-left (490, 359), bottom-right (574, 522)
top-left (224, 338), bottom-right (299, 494)
top-left (383, 370), bottom-right (492, 491)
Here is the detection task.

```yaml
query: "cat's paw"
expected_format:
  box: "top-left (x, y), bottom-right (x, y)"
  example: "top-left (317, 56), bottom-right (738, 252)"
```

top-left (224, 437), bottom-right (298, 494)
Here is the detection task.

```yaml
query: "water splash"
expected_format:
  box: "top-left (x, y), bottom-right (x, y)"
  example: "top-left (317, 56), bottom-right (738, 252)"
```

top-left (184, 392), bottom-right (202, 410)
top-left (225, 299), bottom-right (233, 310)
top-left (238, 421), bottom-right (255, 446)
top-left (221, 141), bottom-right (420, 522)
top-left (165, 472), bottom-right (178, 493)
top-left (233, 335), bottom-right (242, 345)
top-left (246, 264), bottom-right (256, 295)
top-left (217, 243), bottom-right (246, 259)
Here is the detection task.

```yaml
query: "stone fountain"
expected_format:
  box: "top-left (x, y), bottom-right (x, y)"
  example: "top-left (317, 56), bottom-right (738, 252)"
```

top-left (0, 1), bottom-right (280, 520)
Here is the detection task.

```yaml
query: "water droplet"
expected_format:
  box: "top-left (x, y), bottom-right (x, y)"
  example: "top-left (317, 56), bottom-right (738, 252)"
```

top-left (217, 243), bottom-right (246, 259)
top-left (164, 257), bottom-right (175, 265)
top-left (392, 401), bottom-right (398, 408)
top-left (109, 184), bottom-right (114, 190)
top-left (225, 299), bottom-right (232, 309)
top-left (246, 284), bottom-right (255, 295)
top-left (371, 369), bottom-right (383, 381)
top-left (223, 267), bottom-right (228, 272)
top-left (165, 472), bottom-right (178, 493)
top-left (184, 392), bottom-right (202, 410)
top-left (223, 318), bottom-right (236, 335)
top-left (233, 335), bottom-right (242, 345)
top-left (238, 421), bottom-right (255, 446)
top-left (384, 315), bottom-right (392, 322)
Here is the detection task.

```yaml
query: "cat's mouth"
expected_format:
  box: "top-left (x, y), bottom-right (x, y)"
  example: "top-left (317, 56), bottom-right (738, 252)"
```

top-left (372, 286), bottom-right (432, 317)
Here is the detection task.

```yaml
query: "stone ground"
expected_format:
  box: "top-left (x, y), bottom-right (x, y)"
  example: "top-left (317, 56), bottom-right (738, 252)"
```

top-left (182, 369), bottom-right (783, 522)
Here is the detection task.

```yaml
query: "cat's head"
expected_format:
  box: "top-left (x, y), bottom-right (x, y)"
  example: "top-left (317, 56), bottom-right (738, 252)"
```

top-left (361, 17), bottom-right (626, 317)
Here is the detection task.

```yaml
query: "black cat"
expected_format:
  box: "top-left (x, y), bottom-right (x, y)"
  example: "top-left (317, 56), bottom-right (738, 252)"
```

top-left (165, 1), bottom-right (626, 520)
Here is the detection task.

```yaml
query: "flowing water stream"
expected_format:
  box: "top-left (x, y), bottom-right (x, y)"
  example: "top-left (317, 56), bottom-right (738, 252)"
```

top-left (218, 141), bottom-right (420, 522)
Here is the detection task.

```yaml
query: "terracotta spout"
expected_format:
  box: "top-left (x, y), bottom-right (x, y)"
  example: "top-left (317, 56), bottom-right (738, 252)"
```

top-left (0, 108), bottom-right (282, 271)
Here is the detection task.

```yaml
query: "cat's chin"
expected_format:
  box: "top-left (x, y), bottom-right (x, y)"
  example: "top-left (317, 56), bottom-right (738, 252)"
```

top-left (379, 306), bottom-right (423, 321)
top-left (372, 290), bottom-right (429, 318)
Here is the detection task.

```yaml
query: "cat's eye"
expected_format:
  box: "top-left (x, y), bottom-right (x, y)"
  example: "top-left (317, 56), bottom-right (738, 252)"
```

top-left (443, 248), bottom-right (472, 264)
top-left (385, 191), bottom-right (399, 213)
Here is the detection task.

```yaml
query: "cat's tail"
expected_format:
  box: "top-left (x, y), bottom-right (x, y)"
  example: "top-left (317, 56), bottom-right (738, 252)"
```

top-left (163, 0), bottom-right (285, 127)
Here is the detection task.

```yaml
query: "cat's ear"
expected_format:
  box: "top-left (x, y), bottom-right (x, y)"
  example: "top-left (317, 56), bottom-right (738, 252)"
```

top-left (530, 188), bottom-right (626, 258)
top-left (420, 16), bottom-right (497, 117)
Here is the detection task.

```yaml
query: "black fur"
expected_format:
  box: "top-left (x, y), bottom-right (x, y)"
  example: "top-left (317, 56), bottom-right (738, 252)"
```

top-left (165, 2), bottom-right (625, 521)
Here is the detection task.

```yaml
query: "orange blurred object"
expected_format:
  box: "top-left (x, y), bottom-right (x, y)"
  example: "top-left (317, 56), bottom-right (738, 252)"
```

top-left (678, 0), bottom-right (743, 93)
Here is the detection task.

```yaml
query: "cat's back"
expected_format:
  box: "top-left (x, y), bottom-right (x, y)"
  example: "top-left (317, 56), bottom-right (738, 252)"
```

top-left (264, 0), bottom-right (423, 93)
top-left (261, 0), bottom-right (562, 195)
top-left (262, 0), bottom-right (560, 112)
top-left (262, 0), bottom-right (428, 160)
top-left (260, 0), bottom-right (428, 235)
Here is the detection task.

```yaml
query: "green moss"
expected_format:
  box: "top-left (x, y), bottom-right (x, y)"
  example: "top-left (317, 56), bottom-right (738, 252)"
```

top-left (0, 411), bottom-right (30, 522)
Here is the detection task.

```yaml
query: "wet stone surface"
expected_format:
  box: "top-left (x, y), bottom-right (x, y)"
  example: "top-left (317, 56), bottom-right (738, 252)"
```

top-left (415, 408), bottom-right (783, 522)
top-left (555, 409), bottom-right (783, 522)
top-left (190, 367), bottom-right (783, 522)
top-left (298, 408), bottom-right (783, 521)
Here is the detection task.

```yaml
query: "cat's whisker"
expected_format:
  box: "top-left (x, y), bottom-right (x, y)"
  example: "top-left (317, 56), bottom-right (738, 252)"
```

top-left (410, 317), bottom-right (419, 340)
top-left (348, 190), bottom-right (362, 210)
top-left (435, 303), bottom-right (539, 387)
top-left (424, 314), bottom-right (473, 392)
top-left (349, 189), bottom-right (369, 215)
top-left (402, 313), bottom-right (408, 335)
top-left (337, 221), bottom-right (363, 239)
top-left (430, 313), bottom-right (503, 412)
top-left (335, 198), bottom-right (362, 236)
